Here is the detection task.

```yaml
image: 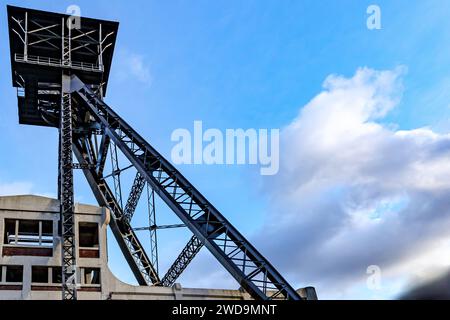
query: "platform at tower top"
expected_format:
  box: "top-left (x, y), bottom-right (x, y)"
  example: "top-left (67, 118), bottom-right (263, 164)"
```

top-left (7, 5), bottom-right (119, 127)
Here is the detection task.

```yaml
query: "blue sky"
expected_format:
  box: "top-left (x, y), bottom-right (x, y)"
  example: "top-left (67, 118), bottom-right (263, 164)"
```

top-left (2, 0), bottom-right (450, 299)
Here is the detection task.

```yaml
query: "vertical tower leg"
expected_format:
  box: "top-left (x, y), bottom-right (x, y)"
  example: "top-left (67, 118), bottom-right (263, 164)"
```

top-left (59, 73), bottom-right (77, 300)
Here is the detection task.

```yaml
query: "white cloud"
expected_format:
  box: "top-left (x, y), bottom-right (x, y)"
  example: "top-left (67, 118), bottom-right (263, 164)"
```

top-left (0, 181), bottom-right (33, 196)
top-left (255, 66), bottom-right (450, 299)
top-left (114, 48), bottom-right (152, 85)
top-left (0, 181), bottom-right (55, 198)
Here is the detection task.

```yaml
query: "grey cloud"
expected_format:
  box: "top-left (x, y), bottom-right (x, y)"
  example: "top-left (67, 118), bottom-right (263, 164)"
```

top-left (253, 67), bottom-right (450, 298)
top-left (170, 67), bottom-right (450, 299)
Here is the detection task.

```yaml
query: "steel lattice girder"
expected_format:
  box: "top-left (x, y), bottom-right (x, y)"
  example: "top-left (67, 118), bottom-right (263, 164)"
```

top-left (110, 143), bottom-right (123, 208)
top-left (72, 135), bottom-right (160, 286)
top-left (146, 184), bottom-right (159, 274)
top-left (161, 235), bottom-right (203, 287)
top-left (123, 172), bottom-right (146, 223)
top-left (59, 75), bottom-right (77, 300)
top-left (96, 134), bottom-right (110, 176)
top-left (72, 76), bottom-right (302, 300)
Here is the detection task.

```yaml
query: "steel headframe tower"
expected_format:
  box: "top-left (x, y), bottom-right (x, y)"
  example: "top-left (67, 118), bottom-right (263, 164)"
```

top-left (7, 5), bottom-right (304, 301)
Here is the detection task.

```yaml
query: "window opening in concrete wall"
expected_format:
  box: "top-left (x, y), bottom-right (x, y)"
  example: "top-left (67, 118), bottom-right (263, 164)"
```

top-left (52, 267), bottom-right (62, 284)
top-left (3, 219), bottom-right (15, 244)
top-left (83, 268), bottom-right (100, 284)
top-left (3, 219), bottom-right (53, 247)
top-left (5, 266), bottom-right (23, 283)
top-left (79, 222), bottom-right (99, 248)
top-left (32, 266), bottom-right (49, 283)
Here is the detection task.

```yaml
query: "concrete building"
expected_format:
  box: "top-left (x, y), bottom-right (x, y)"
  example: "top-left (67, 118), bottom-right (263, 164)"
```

top-left (0, 195), bottom-right (316, 300)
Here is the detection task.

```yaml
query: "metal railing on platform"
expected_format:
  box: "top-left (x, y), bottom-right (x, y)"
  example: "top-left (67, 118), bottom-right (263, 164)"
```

top-left (15, 53), bottom-right (103, 72)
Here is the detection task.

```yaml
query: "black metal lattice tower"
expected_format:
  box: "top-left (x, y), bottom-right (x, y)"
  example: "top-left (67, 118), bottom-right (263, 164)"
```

top-left (7, 5), bottom-right (304, 300)
top-left (60, 74), bottom-right (77, 299)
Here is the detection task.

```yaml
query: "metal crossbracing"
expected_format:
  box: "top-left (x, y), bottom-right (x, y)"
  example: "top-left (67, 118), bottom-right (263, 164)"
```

top-left (161, 235), bottom-right (203, 287)
top-left (72, 134), bottom-right (160, 286)
top-left (59, 75), bottom-right (77, 300)
top-left (71, 76), bottom-right (302, 300)
top-left (123, 172), bottom-right (146, 223)
top-left (146, 184), bottom-right (159, 274)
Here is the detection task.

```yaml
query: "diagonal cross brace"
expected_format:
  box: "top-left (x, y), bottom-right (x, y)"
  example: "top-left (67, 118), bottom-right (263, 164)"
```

top-left (72, 77), bottom-right (302, 300)
top-left (73, 136), bottom-right (160, 286)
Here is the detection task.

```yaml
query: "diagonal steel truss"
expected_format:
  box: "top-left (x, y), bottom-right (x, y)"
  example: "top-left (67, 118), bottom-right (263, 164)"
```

top-left (72, 134), bottom-right (160, 286)
top-left (161, 235), bottom-right (203, 287)
top-left (123, 172), bottom-right (145, 223)
top-left (70, 76), bottom-right (301, 300)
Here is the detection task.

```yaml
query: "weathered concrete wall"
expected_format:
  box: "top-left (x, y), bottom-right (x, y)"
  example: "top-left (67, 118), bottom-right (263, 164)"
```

top-left (0, 195), bottom-right (316, 300)
top-left (0, 195), bottom-right (107, 300)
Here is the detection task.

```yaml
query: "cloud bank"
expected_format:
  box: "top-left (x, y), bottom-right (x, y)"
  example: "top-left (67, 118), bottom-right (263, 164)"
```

top-left (257, 66), bottom-right (450, 299)
top-left (0, 181), bottom-right (33, 196)
top-left (0, 180), bottom-right (55, 199)
top-left (114, 48), bottom-right (152, 85)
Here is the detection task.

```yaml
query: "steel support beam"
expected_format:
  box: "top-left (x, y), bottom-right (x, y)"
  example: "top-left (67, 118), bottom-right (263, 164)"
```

top-left (96, 133), bottom-right (110, 176)
top-left (133, 224), bottom-right (186, 231)
top-left (123, 172), bottom-right (146, 223)
top-left (59, 74), bottom-right (77, 300)
top-left (161, 235), bottom-right (203, 287)
top-left (110, 142), bottom-right (123, 209)
top-left (72, 135), bottom-right (160, 286)
top-left (147, 184), bottom-right (159, 274)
